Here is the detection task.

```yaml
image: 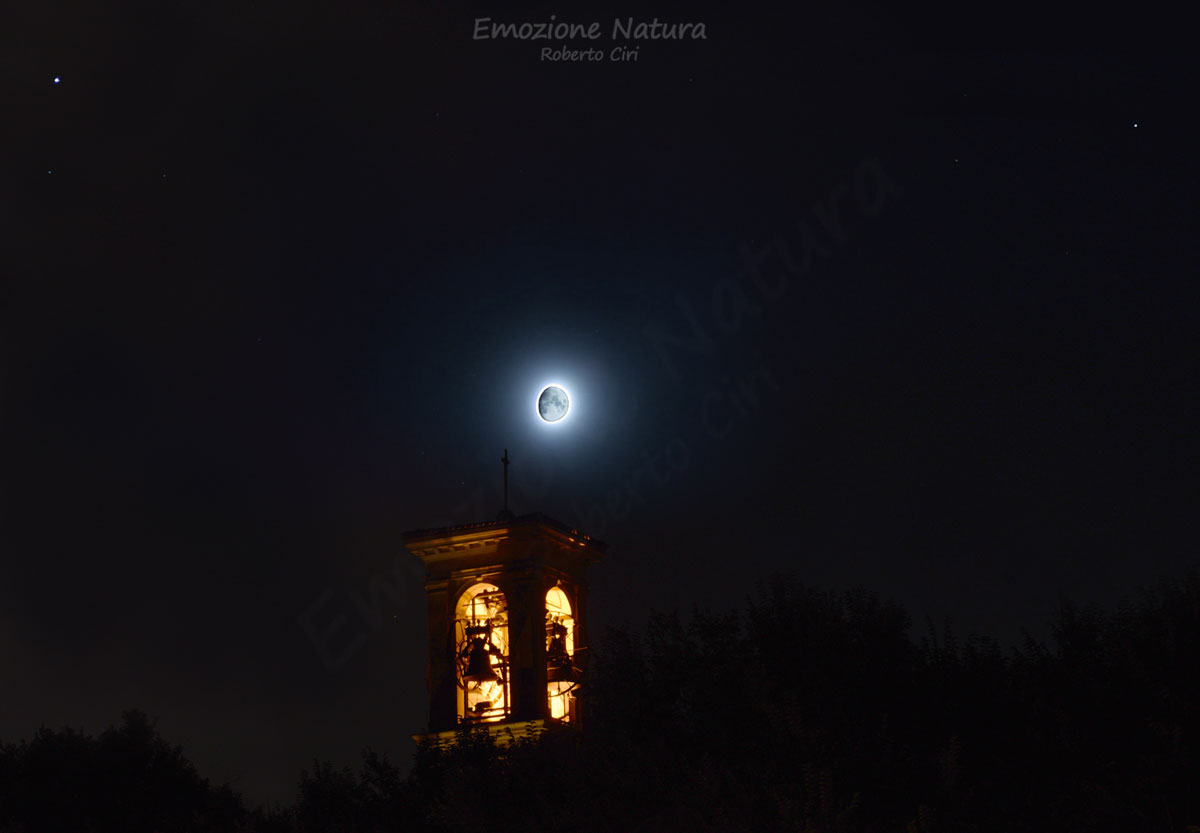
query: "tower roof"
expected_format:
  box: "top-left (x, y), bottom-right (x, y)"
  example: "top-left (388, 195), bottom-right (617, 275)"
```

top-left (402, 512), bottom-right (607, 562)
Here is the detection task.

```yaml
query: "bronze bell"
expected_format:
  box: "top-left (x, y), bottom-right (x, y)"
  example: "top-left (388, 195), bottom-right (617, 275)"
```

top-left (546, 663), bottom-right (576, 684)
top-left (463, 636), bottom-right (499, 684)
top-left (546, 622), bottom-right (574, 683)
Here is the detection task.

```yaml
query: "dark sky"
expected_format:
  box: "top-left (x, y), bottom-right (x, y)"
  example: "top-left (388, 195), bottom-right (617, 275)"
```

top-left (2, 0), bottom-right (1196, 808)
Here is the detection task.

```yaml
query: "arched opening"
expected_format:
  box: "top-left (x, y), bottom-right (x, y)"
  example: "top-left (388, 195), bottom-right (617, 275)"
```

top-left (454, 583), bottom-right (510, 723)
top-left (545, 585), bottom-right (578, 722)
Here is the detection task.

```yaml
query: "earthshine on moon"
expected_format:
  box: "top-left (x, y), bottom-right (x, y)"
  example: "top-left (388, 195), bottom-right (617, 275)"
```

top-left (537, 385), bottom-right (570, 423)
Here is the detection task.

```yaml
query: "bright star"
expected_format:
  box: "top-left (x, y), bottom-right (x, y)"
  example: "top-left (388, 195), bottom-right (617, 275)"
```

top-left (53, 76), bottom-right (60, 84)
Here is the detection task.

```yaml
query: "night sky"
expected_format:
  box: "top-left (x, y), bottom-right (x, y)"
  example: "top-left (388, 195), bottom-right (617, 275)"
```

top-left (3, 0), bottom-right (1196, 808)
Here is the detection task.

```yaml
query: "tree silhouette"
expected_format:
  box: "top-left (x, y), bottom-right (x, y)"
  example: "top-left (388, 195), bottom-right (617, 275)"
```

top-left (4, 569), bottom-right (1196, 832)
top-left (0, 710), bottom-right (248, 833)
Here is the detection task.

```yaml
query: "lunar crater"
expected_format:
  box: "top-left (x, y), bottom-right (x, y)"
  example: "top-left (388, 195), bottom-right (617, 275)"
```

top-left (538, 386), bottom-right (570, 422)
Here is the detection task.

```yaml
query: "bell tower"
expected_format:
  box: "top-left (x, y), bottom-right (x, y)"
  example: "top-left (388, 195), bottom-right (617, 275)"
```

top-left (404, 498), bottom-right (605, 742)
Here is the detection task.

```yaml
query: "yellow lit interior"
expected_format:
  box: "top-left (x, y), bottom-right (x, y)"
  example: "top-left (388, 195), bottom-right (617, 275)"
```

top-left (545, 586), bottom-right (576, 721)
top-left (454, 583), bottom-right (509, 723)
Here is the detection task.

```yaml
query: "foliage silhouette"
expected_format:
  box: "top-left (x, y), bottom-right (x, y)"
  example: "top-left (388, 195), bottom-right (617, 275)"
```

top-left (2, 569), bottom-right (1196, 832)
top-left (0, 710), bottom-right (247, 833)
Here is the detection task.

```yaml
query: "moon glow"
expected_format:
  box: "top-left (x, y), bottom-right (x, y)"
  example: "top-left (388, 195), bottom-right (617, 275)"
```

top-left (537, 385), bottom-right (570, 423)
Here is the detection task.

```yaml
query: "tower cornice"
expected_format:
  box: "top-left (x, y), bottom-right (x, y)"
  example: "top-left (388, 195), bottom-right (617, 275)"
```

top-left (402, 512), bottom-right (606, 563)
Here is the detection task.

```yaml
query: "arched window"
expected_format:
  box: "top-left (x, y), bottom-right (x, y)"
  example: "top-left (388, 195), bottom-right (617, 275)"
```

top-left (545, 586), bottom-right (577, 721)
top-left (454, 583), bottom-right (509, 723)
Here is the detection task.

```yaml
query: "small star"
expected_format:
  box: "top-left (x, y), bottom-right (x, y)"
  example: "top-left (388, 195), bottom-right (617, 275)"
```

top-left (53, 76), bottom-right (61, 84)
top-left (1133, 122), bottom-right (1138, 127)
top-left (954, 158), bottom-right (959, 163)
top-left (47, 169), bottom-right (52, 174)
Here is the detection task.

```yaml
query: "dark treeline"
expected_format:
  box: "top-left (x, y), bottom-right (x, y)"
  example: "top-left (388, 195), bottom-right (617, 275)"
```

top-left (2, 569), bottom-right (1197, 832)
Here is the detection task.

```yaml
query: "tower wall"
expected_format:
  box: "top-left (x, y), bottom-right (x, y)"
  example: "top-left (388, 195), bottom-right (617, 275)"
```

top-left (405, 514), bottom-right (604, 734)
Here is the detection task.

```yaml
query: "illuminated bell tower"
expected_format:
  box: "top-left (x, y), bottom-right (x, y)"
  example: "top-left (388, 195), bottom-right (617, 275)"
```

top-left (404, 478), bottom-right (605, 740)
